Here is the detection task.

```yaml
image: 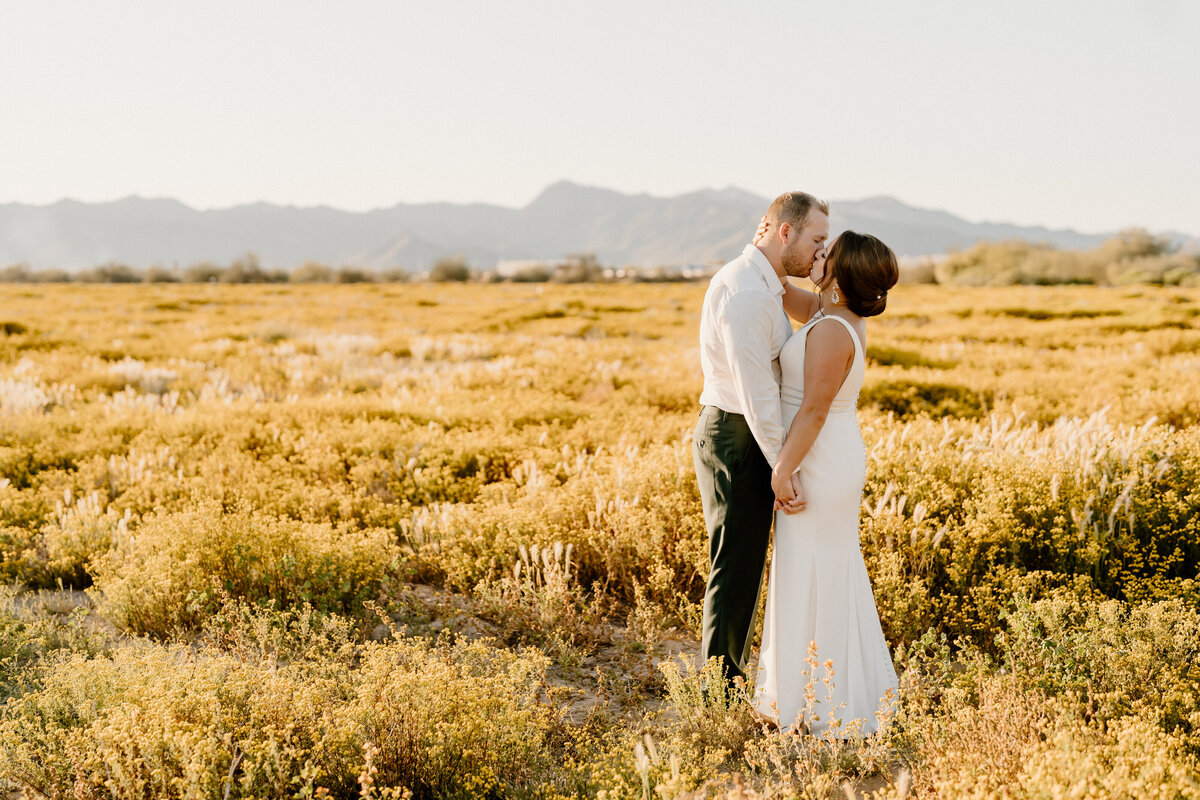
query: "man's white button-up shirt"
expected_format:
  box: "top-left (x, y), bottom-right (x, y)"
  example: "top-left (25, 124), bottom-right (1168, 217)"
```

top-left (697, 244), bottom-right (792, 468)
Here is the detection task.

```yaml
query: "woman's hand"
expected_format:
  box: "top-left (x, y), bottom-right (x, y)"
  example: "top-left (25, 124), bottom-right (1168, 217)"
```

top-left (753, 215), bottom-right (770, 246)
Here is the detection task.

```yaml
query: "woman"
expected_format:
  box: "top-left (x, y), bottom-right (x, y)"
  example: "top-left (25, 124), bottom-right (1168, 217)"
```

top-left (753, 230), bottom-right (900, 736)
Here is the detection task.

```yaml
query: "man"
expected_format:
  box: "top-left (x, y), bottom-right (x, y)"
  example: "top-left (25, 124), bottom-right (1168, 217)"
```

top-left (694, 191), bottom-right (830, 688)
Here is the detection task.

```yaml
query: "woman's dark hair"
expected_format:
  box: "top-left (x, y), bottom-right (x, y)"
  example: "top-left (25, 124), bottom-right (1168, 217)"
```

top-left (825, 231), bottom-right (899, 317)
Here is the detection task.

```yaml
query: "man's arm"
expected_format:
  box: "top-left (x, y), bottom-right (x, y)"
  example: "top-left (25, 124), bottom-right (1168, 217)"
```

top-left (718, 291), bottom-right (786, 468)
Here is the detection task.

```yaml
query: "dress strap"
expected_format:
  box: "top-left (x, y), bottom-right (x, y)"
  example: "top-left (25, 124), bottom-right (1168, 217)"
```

top-left (809, 314), bottom-right (863, 366)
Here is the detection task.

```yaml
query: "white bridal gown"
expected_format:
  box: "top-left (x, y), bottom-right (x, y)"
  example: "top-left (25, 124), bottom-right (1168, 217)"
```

top-left (754, 312), bottom-right (898, 736)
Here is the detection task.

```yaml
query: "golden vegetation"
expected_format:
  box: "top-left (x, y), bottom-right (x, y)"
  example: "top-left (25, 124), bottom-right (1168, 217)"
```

top-left (1, 282), bottom-right (1199, 798)
top-left (930, 229), bottom-right (1200, 287)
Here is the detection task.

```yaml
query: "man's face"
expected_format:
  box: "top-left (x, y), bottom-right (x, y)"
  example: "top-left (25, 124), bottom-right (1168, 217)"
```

top-left (780, 211), bottom-right (829, 278)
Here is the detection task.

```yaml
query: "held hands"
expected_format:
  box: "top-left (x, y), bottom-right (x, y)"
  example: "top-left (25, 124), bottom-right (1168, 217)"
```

top-left (771, 469), bottom-right (807, 514)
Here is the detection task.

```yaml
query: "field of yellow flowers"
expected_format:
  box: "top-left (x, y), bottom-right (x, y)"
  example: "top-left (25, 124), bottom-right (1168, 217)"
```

top-left (1, 281), bottom-right (1199, 798)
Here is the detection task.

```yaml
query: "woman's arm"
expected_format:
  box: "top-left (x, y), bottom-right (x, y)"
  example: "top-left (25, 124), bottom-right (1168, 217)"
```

top-left (782, 282), bottom-right (819, 324)
top-left (770, 320), bottom-right (855, 501)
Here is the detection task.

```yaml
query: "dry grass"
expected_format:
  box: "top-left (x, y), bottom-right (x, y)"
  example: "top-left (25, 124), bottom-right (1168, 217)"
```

top-left (1, 282), bottom-right (1199, 797)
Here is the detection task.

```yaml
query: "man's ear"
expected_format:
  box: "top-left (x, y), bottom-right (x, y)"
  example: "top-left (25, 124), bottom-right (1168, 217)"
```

top-left (777, 222), bottom-right (792, 242)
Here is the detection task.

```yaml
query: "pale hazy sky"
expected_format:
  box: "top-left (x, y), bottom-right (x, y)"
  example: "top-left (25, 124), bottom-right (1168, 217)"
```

top-left (3, 1), bottom-right (1198, 234)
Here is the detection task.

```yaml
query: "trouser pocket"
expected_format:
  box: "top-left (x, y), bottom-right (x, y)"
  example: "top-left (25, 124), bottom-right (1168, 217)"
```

top-left (694, 407), bottom-right (753, 474)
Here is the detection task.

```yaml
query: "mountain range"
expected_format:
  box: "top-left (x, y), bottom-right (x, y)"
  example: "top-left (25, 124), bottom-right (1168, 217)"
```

top-left (1, 181), bottom-right (1194, 272)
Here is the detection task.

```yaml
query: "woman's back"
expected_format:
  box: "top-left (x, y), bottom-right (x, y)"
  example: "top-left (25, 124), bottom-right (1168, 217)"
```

top-left (779, 313), bottom-right (865, 414)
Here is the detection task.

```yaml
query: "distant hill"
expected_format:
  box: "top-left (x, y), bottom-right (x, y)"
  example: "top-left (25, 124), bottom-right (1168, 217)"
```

top-left (1, 182), bottom-right (1194, 272)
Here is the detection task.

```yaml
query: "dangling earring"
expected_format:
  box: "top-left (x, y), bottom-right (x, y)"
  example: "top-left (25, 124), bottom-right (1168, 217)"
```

top-left (831, 286), bottom-right (840, 305)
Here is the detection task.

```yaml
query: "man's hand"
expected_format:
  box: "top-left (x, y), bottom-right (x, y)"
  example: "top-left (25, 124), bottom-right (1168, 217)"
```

top-left (781, 474), bottom-right (806, 514)
top-left (771, 470), bottom-right (807, 514)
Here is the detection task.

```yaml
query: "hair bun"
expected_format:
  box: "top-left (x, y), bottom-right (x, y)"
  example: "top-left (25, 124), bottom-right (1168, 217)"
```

top-left (826, 231), bottom-right (899, 319)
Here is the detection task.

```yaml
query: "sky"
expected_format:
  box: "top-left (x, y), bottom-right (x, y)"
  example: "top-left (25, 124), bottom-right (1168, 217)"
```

top-left (2, 0), bottom-right (1198, 235)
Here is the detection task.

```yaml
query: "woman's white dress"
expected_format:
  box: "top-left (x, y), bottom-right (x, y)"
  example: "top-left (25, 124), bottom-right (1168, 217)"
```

top-left (753, 313), bottom-right (898, 736)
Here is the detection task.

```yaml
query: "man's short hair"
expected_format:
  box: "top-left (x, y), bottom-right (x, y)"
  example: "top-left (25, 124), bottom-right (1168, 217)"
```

top-left (766, 191), bottom-right (829, 231)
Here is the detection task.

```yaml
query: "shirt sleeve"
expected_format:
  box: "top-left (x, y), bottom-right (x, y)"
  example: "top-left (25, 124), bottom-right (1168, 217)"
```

top-left (717, 290), bottom-right (785, 468)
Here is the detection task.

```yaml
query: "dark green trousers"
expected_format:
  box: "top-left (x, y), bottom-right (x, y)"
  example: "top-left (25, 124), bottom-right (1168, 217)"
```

top-left (693, 405), bottom-right (774, 686)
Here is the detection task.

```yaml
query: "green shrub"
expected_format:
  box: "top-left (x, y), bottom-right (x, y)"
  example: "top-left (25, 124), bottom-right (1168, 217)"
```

top-left (75, 263), bottom-right (143, 283)
top-left (429, 257), bottom-right (470, 282)
top-left (932, 231), bottom-right (1197, 287)
top-left (896, 593), bottom-right (1200, 796)
top-left (143, 266), bottom-right (181, 283)
top-left (91, 502), bottom-right (401, 636)
top-left (0, 605), bottom-right (566, 799)
top-left (408, 442), bottom-right (707, 626)
top-left (863, 413), bottom-right (1200, 647)
top-left (989, 307), bottom-right (1121, 320)
top-left (860, 380), bottom-right (991, 419)
top-left (866, 345), bottom-right (955, 369)
top-left (336, 266), bottom-right (375, 283)
top-left (0, 586), bottom-right (106, 701)
top-left (183, 261), bottom-right (224, 282)
top-left (290, 261), bottom-right (335, 282)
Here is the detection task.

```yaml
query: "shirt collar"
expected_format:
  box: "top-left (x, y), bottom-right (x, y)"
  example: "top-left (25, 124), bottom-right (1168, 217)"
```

top-left (743, 244), bottom-right (786, 297)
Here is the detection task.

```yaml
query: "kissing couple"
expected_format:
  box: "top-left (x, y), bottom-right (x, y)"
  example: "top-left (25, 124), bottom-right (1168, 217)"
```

top-left (693, 191), bottom-right (899, 735)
